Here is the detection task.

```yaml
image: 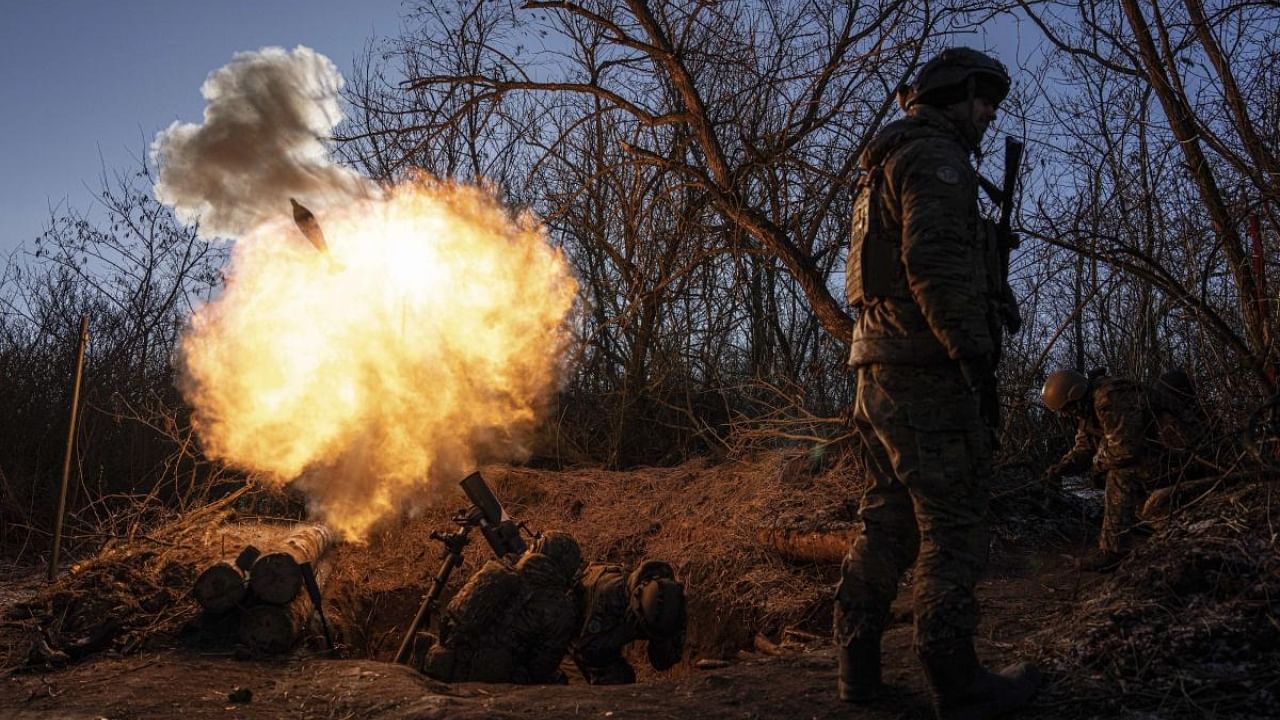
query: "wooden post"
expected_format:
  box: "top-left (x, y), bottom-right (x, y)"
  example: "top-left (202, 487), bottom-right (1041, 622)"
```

top-left (48, 314), bottom-right (89, 582)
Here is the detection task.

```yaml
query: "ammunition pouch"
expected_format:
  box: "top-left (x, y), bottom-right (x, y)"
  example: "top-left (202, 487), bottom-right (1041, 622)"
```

top-left (847, 167), bottom-right (908, 308)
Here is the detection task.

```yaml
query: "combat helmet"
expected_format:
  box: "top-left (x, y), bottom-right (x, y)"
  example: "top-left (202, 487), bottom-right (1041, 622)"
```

top-left (1041, 369), bottom-right (1090, 412)
top-left (627, 560), bottom-right (687, 670)
top-left (530, 530), bottom-right (583, 584)
top-left (897, 47), bottom-right (1011, 110)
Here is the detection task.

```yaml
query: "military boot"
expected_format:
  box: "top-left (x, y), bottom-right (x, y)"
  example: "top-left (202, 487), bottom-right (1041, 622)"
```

top-left (837, 637), bottom-right (882, 703)
top-left (920, 639), bottom-right (1040, 720)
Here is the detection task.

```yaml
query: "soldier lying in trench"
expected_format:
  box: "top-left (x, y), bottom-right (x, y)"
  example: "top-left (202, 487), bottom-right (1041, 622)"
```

top-left (421, 530), bottom-right (686, 685)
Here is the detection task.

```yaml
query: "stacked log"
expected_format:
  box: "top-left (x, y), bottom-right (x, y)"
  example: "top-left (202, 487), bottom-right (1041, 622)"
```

top-left (193, 546), bottom-right (260, 614)
top-left (239, 583), bottom-right (320, 654)
top-left (190, 524), bottom-right (335, 654)
top-left (756, 523), bottom-right (857, 564)
top-left (249, 525), bottom-right (334, 604)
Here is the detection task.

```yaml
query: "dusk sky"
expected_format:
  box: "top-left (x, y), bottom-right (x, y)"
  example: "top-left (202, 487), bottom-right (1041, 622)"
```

top-left (0, 0), bottom-right (408, 258)
top-left (0, 2), bottom-right (1038, 260)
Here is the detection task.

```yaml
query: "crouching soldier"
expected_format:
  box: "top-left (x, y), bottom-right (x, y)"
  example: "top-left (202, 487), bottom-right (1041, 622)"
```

top-left (423, 531), bottom-right (582, 683)
top-left (570, 560), bottom-right (687, 684)
top-left (1041, 369), bottom-right (1204, 570)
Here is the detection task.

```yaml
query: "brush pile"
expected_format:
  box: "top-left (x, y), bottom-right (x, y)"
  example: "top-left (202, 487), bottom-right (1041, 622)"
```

top-left (0, 489), bottom-right (305, 671)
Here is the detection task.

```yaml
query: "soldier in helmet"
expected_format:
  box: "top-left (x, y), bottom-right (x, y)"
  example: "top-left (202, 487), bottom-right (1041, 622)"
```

top-left (1041, 368), bottom-right (1207, 571)
top-left (422, 530), bottom-right (582, 684)
top-left (569, 560), bottom-right (687, 684)
top-left (838, 47), bottom-right (1040, 719)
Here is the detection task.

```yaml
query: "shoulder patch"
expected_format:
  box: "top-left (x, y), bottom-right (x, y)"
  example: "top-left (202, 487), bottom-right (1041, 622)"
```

top-left (936, 166), bottom-right (961, 184)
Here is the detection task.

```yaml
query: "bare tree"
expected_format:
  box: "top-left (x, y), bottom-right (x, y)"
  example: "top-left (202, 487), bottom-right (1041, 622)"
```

top-left (1013, 0), bottom-right (1279, 392)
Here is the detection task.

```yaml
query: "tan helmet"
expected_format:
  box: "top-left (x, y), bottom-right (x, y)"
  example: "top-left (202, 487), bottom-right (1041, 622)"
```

top-left (897, 47), bottom-right (1011, 110)
top-left (1041, 369), bottom-right (1090, 412)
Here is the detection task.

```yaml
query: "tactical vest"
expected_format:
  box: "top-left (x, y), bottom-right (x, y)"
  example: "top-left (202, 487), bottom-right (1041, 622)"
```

top-left (846, 128), bottom-right (1001, 312)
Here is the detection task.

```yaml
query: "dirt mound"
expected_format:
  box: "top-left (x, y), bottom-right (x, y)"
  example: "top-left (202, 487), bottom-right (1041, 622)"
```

top-left (1035, 478), bottom-right (1280, 718)
top-left (1, 450), bottom-right (867, 672)
top-left (323, 449), bottom-right (867, 662)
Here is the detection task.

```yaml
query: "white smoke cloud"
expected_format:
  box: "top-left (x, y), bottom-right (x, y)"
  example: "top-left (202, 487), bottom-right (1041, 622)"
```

top-left (151, 46), bottom-right (376, 239)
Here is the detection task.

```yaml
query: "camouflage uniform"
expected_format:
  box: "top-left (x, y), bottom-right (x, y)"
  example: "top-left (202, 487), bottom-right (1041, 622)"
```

top-left (422, 531), bottom-right (581, 684)
top-left (569, 561), bottom-right (686, 685)
top-left (838, 100), bottom-right (1012, 655)
top-left (1049, 377), bottom-right (1203, 553)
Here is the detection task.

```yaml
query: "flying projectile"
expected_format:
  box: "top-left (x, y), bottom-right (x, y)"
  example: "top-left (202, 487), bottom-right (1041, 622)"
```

top-left (290, 198), bottom-right (329, 254)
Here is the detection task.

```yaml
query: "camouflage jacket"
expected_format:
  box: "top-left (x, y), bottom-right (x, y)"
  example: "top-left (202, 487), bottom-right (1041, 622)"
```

top-left (847, 105), bottom-right (1010, 366)
top-left (425, 552), bottom-right (578, 684)
top-left (1055, 377), bottom-right (1201, 475)
top-left (569, 563), bottom-right (639, 685)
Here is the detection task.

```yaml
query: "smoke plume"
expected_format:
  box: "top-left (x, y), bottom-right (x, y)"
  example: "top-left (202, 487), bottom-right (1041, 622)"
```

top-left (152, 46), bottom-right (376, 238)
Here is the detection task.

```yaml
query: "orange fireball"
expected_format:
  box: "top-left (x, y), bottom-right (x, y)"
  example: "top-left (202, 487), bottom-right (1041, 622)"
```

top-left (179, 177), bottom-right (578, 539)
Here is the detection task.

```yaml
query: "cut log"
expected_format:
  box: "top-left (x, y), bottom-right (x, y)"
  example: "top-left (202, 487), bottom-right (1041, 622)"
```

top-left (238, 597), bottom-right (313, 654)
top-left (193, 545), bottom-right (260, 613)
top-left (249, 525), bottom-right (334, 605)
top-left (756, 525), bottom-right (856, 564)
top-left (238, 561), bottom-right (328, 654)
top-left (193, 561), bottom-right (247, 614)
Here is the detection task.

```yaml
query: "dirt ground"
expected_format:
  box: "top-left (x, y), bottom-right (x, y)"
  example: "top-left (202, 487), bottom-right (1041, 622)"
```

top-left (1, 549), bottom-right (1109, 720)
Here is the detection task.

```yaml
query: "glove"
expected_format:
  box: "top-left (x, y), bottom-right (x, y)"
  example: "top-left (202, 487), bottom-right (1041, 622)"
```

top-left (958, 355), bottom-right (992, 393)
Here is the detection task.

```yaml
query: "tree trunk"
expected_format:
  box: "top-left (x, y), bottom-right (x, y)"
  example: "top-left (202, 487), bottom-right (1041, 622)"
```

top-left (1119, 0), bottom-right (1272, 390)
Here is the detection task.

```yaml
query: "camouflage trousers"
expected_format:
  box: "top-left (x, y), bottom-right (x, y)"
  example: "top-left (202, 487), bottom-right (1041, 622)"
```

top-left (1100, 467), bottom-right (1148, 553)
top-left (835, 363), bottom-right (992, 654)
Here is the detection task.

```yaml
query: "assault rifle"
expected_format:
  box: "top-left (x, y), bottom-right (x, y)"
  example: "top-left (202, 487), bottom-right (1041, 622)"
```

top-left (975, 136), bottom-right (1025, 433)
top-left (393, 471), bottom-right (529, 665)
top-left (989, 135), bottom-right (1024, 347)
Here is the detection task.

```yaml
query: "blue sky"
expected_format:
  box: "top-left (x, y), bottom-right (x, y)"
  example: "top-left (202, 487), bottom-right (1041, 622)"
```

top-left (0, 0), bottom-right (408, 257)
top-left (0, 2), bottom-right (1040, 259)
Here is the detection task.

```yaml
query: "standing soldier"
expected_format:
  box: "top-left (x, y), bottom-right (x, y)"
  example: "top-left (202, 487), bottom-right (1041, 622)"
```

top-left (837, 48), bottom-right (1039, 719)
